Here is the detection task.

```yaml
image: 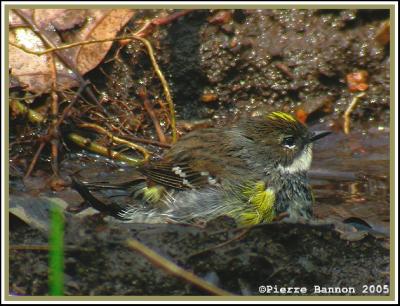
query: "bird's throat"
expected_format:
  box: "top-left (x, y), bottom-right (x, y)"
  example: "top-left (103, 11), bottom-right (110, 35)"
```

top-left (277, 144), bottom-right (313, 174)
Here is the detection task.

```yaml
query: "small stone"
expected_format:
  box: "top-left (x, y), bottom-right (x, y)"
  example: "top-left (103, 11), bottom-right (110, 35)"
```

top-left (201, 93), bottom-right (218, 103)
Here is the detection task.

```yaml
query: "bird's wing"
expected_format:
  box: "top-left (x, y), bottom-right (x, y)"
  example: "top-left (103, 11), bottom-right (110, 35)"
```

top-left (140, 160), bottom-right (218, 190)
top-left (140, 128), bottom-right (247, 190)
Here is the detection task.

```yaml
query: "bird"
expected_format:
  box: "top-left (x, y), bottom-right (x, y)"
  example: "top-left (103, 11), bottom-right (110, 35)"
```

top-left (71, 111), bottom-right (331, 226)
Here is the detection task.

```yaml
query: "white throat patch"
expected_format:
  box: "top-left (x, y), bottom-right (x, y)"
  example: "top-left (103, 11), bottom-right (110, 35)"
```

top-left (278, 144), bottom-right (313, 174)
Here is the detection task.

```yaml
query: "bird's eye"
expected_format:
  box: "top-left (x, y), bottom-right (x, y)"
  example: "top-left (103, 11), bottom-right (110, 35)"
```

top-left (282, 136), bottom-right (296, 148)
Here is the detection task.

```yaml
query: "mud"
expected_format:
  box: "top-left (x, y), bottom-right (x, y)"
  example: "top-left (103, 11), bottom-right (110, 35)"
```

top-left (107, 9), bottom-right (390, 123)
top-left (10, 215), bottom-right (389, 296)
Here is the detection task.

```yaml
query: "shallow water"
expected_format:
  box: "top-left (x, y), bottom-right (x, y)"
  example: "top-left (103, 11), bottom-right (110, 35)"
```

top-left (310, 123), bottom-right (390, 234)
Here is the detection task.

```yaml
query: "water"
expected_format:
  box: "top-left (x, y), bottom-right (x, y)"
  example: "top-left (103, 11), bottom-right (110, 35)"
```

top-left (310, 124), bottom-right (390, 234)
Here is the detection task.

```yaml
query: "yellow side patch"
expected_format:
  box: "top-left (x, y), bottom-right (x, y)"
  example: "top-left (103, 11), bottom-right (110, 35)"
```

top-left (267, 111), bottom-right (297, 123)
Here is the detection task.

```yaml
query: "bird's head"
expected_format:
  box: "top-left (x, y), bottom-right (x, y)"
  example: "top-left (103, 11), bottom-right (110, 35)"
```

top-left (240, 111), bottom-right (331, 174)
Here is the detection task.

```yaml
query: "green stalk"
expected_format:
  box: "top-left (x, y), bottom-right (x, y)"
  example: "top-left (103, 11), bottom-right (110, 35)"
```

top-left (49, 206), bottom-right (64, 296)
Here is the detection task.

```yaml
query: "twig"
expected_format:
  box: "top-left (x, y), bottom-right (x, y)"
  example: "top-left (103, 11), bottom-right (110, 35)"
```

top-left (343, 92), bottom-right (366, 134)
top-left (182, 228), bottom-right (251, 260)
top-left (10, 244), bottom-right (51, 251)
top-left (50, 92), bottom-right (60, 177)
top-left (9, 35), bottom-right (140, 56)
top-left (152, 9), bottom-right (195, 25)
top-left (10, 99), bottom-right (46, 123)
top-left (123, 20), bottom-right (153, 42)
top-left (11, 87), bottom-right (149, 166)
top-left (55, 81), bottom-right (88, 130)
top-left (126, 238), bottom-right (235, 296)
top-left (50, 53), bottom-right (59, 176)
top-left (123, 135), bottom-right (172, 148)
top-left (76, 122), bottom-right (150, 161)
top-left (121, 10), bottom-right (194, 41)
top-left (24, 141), bottom-right (46, 179)
top-left (17, 82), bottom-right (88, 178)
top-left (67, 133), bottom-right (144, 165)
top-left (10, 284), bottom-right (26, 296)
top-left (140, 90), bottom-right (167, 144)
top-left (129, 35), bottom-right (177, 143)
top-left (275, 62), bottom-right (294, 79)
top-left (273, 212), bottom-right (289, 222)
top-left (10, 244), bottom-right (94, 252)
top-left (10, 32), bottom-right (178, 143)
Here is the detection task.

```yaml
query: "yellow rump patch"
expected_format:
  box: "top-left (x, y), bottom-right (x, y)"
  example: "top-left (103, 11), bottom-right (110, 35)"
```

top-left (143, 186), bottom-right (165, 203)
top-left (239, 181), bottom-right (276, 225)
top-left (267, 111), bottom-right (297, 123)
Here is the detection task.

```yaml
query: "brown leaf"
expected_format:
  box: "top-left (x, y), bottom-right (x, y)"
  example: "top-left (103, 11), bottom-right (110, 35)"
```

top-left (375, 20), bottom-right (390, 46)
top-left (9, 28), bottom-right (53, 93)
top-left (72, 9), bottom-right (135, 74)
top-left (34, 9), bottom-right (87, 31)
top-left (8, 9), bottom-right (135, 93)
top-left (9, 9), bottom-right (32, 27)
top-left (346, 70), bottom-right (369, 92)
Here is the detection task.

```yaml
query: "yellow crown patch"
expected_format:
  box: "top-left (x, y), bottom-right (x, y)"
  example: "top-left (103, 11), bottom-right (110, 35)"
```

top-left (267, 111), bottom-right (297, 123)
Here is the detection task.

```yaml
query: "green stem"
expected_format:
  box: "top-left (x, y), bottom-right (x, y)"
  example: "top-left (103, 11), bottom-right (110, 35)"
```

top-left (49, 206), bottom-right (64, 296)
top-left (10, 99), bottom-right (46, 123)
top-left (67, 133), bottom-right (144, 166)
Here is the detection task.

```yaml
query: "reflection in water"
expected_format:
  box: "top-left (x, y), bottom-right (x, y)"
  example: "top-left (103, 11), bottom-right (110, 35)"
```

top-left (310, 125), bottom-right (390, 234)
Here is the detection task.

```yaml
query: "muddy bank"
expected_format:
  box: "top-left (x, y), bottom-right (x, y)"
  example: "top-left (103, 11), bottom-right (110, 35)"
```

top-left (107, 9), bottom-right (389, 123)
top-left (9, 214), bottom-right (389, 296)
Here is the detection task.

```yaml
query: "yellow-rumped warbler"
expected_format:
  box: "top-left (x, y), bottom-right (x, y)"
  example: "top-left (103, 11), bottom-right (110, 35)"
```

top-left (72, 111), bottom-right (331, 226)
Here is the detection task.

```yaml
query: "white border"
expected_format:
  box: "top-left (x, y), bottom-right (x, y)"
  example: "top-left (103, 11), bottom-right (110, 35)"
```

top-left (1, 1), bottom-right (398, 304)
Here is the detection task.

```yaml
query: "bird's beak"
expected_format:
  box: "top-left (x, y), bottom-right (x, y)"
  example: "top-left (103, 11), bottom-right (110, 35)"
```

top-left (309, 130), bottom-right (331, 142)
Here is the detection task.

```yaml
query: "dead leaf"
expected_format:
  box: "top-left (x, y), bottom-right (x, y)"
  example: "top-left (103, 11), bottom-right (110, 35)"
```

top-left (375, 20), bottom-right (390, 46)
top-left (72, 9), bottom-right (135, 74)
top-left (346, 70), bottom-right (369, 92)
top-left (8, 9), bottom-right (135, 93)
top-left (34, 9), bottom-right (87, 31)
top-left (9, 28), bottom-right (54, 93)
top-left (9, 9), bottom-right (32, 27)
